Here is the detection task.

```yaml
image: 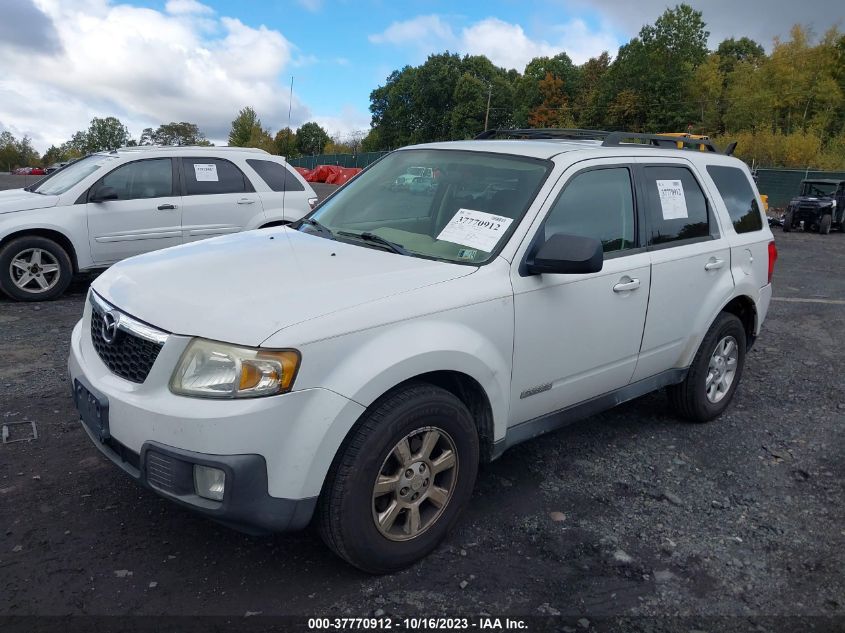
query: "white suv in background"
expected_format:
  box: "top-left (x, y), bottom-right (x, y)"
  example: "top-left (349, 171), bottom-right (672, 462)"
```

top-left (68, 131), bottom-right (776, 573)
top-left (0, 146), bottom-right (317, 301)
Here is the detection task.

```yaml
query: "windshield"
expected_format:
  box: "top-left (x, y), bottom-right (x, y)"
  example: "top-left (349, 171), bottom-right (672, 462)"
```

top-left (33, 155), bottom-right (117, 195)
top-left (801, 182), bottom-right (837, 197)
top-left (308, 149), bottom-right (551, 265)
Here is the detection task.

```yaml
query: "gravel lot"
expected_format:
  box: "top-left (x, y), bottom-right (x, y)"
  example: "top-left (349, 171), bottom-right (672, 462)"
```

top-left (0, 177), bottom-right (843, 631)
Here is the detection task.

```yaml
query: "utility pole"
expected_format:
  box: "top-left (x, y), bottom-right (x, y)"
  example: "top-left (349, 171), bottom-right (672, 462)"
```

top-left (484, 84), bottom-right (492, 131)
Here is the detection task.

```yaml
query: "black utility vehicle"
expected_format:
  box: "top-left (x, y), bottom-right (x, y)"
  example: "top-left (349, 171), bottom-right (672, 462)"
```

top-left (783, 179), bottom-right (845, 234)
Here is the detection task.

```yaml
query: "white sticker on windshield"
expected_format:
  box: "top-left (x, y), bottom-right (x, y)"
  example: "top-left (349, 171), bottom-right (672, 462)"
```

top-left (194, 163), bottom-right (218, 182)
top-left (656, 179), bottom-right (688, 219)
top-left (437, 208), bottom-right (513, 252)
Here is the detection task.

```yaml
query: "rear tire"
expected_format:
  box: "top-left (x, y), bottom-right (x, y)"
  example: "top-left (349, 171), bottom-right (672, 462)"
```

top-left (782, 210), bottom-right (793, 232)
top-left (668, 313), bottom-right (747, 423)
top-left (820, 214), bottom-right (832, 235)
top-left (0, 236), bottom-right (73, 301)
top-left (317, 382), bottom-right (479, 574)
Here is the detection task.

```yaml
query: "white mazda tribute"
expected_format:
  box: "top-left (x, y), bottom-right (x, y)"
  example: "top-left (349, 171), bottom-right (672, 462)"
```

top-left (68, 131), bottom-right (776, 573)
top-left (0, 146), bottom-right (317, 301)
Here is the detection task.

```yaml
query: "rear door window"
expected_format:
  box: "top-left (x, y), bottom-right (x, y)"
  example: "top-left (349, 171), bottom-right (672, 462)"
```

top-left (706, 165), bottom-right (763, 233)
top-left (642, 165), bottom-right (711, 246)
top-left (246, 159), bottom-right (305, 192)
top-left (182, 158), bottom-right (252, 195)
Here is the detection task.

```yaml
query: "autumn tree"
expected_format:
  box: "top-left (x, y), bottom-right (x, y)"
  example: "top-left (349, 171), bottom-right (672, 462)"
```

top-left (528, 73), bottom-right (575, 128)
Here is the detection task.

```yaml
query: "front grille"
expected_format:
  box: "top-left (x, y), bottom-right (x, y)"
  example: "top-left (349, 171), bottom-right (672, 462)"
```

top-left (90, 298), bottom-right (165, 384)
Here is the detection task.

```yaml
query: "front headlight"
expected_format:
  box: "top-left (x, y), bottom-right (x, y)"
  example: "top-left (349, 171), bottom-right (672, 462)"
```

top-left (170, 339), bottom-right (300, 399)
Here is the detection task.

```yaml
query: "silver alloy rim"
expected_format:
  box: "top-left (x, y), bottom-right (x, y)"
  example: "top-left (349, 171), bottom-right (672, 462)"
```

top-left (9, 248), bottom-right (61, 293)
top-left (372, 426), bottom-right (459, 542)
top-left (706, 335), bottom-right (739, 403)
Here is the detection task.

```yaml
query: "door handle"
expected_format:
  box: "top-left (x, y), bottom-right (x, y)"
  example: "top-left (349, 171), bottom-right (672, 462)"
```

top-left (157, 203), bottom-right (176, 211)
top-left (613, 278), bottom-right (640, 293)
top-left (237, 198), bottom-right (256, 205)
top-left (704, 258), bottom-right (725, 271)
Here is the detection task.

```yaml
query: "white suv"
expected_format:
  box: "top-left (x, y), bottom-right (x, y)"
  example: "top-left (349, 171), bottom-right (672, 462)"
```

top-left (68, 131), bottom-right (776, 573)
top-left (0, 146), bottom-right (317, 301)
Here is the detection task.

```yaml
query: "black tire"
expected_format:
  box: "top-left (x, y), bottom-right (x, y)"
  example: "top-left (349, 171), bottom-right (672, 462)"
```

top-left (820, 214), bottom-right (832, 235)
top-left (0, 236), bottom-right (73, 301)
top-left (782, 210), bottom-right (793, 232)
top-left (317, 382), bottom-right (479, 574)
top-left (667, 312), bottom-right (747, 423)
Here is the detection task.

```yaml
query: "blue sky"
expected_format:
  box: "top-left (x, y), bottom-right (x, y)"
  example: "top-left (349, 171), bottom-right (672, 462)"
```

top-left (0, 0), bottom-right (834, 151)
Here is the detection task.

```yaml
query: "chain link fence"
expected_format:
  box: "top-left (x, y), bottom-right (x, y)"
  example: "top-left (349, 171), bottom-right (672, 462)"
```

top-left (288, 151), bottom-right (389, 170)
top-left (755, 168), bottom-right (845, 210)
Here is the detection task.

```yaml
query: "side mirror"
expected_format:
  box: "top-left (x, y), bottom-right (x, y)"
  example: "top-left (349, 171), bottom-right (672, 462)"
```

top-left (90, 186), bottom-right (118, 202)
top-left (526, 233), bottom-right (603, 275)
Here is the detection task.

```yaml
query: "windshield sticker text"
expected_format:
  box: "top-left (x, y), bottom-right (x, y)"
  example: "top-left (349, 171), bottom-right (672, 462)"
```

top-left (194, 163), bottom-right (219, 182)
top-left (437, 209), bottom-right (514, 252)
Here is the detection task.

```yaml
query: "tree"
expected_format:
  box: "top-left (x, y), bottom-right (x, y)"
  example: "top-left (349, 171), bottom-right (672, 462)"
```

top-left (717, 37), bottom-right (765, 74)
top-left (140, 122), bottom-right (211, 146)
top-left (274, 127), bottom-right (299, 157)
top-left (0, 131), bottom-right (19, 171)
top-left (229, 107), bottom-right (261, 147)
top-left (527, 73), bottom-right (575, 128)
top-left (85, 117), bottom-right (130, 152)
top-left (296, 121), bottom-right (331, 155)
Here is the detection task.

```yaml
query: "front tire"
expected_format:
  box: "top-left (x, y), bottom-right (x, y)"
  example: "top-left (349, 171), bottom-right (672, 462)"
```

top-left (667, 313), bottom-right (747, 423)
top-left (0, 236), bottom-right (73, 301)
top-left (820, 214), bottom-right (832, 235)
top-left (317, 382), bottom-right (479, 574)
top-left (782, 210), bottom-right (793, 232)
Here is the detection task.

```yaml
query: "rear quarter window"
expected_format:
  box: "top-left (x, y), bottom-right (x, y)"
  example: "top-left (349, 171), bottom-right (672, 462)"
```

top-left (246, 159), bottom-right (305, 192)
top-left (707, 165), bottom-right (763, 233)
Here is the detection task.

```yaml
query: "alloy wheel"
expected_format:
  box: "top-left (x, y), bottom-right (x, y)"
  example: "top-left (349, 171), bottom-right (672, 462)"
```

top-left (706, 335), bottom-right (739, 403)
top-left (9, 248), bottom-right (61, 294)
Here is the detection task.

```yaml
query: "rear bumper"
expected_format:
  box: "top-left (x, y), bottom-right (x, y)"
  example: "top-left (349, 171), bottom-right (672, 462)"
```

top-left (80, 415), bottom-right (316, 534)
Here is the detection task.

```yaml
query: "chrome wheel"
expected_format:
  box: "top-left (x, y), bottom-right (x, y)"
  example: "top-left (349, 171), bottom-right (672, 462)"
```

top-left (706, 335), bottom-right (738, 403)
top-left (9, 248), bottom-right (61, 294)
top-left (372, 426), bottom-right (458, 542)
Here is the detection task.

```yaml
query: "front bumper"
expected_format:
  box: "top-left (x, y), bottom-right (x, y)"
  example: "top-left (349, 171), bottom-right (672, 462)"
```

top-left (68, 300), bottom-right (366, 534)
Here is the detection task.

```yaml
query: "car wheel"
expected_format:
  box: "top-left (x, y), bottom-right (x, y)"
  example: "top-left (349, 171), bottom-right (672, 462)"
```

top-left (0, 236), bottom-right (73, 301)
top-left (317, 382), bottom-right (479, 574)
top-left (782, 210), bottom-right (793, 232)
top-left (667, 312), bottom-right (746, 423)
top-left (820, 214), bottom-right (832, 235)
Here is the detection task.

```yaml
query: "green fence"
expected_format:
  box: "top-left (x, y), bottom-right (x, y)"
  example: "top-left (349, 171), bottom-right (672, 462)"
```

top-left (755, 168), bottom-right (845, 210)
top-left (288, 151), bottom-right (389, 170)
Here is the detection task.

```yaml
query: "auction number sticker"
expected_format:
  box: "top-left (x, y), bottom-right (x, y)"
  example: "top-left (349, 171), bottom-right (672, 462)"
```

top-left (194, 163), bottom-right (219, 182)
top-left (437, 208), bottom-right (513, 252)
top-left (656, 179), bottom-right (688, 219)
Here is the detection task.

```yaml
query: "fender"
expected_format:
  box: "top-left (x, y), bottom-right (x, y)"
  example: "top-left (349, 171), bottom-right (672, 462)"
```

top-left (0, 217), bottom-right (92, 270)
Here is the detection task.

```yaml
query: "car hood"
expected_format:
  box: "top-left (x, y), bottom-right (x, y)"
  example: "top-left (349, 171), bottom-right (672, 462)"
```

top-left (92, 227), bottom-right (476, 347)
top-left (0, 188), bottom-right (60, 214)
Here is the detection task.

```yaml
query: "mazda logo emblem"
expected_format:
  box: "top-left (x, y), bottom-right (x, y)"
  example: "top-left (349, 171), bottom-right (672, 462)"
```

top-left (101, 310), bottom-right (120, 344)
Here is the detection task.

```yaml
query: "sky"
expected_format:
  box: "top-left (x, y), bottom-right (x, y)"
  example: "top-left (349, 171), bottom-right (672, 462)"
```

top-left (0, 0), bottom-right (841, 152)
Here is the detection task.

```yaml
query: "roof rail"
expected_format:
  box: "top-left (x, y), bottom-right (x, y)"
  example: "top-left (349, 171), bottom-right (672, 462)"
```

top-left (475, 128), bottom-right (736, 155)
top-left (475, 128), bottom-right (612, 141)
top-left (602, 132), bottom-right (725, 153)
top-left (111, 145), bottom-right (270, 154)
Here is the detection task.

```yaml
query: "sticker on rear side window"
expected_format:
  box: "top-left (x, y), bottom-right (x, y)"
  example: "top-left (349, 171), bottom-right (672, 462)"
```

top-left (437, 208), bottom-right (513, 252)
top-left (656, 179), bottom-right (688, 219)
top-left (194, 163), bottom-right (219, 182)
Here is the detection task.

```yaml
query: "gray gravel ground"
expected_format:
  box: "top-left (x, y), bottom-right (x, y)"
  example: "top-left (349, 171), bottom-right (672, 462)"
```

top-left (0, 175), bottom-right (843, 632)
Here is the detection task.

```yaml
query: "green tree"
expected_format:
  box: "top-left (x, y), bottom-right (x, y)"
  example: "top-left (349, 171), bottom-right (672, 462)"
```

top-left (229, 107), bottom-right (261, 147)
top-left (85, 116), bottom-right (130, 151)
top-left (0, 131), bottom-right (19, 171)
top-left (273, 127), bottom-right (299, 157)
top-left (296, 121), bottom-right (331, 155)
top-left (140, 122), bottom-right (211, 146)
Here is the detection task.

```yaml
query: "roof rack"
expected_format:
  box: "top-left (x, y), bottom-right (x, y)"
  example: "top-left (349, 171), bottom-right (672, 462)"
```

top-left (475, 128), bottom-right (736, 155)
top-left (475, 128), bottom-right (612, 141)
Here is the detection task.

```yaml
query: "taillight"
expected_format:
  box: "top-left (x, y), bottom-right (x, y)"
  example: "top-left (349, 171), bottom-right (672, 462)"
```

top-left (767, 240), bottom-right (777, 284)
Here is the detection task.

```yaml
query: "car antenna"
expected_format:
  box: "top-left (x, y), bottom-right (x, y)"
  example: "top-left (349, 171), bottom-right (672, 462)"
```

top-left (282, 75), bottom-right (294, 221)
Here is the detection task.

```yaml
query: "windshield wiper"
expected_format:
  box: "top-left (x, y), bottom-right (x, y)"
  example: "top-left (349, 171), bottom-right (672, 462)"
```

top-left (337, 231), bottom-right (409, 255)
top-left (295, 217), bottom-right (334, 238)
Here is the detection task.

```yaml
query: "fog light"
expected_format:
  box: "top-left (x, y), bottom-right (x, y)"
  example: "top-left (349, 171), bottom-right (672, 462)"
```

top-left (193, 465), bottom-right (226, 501)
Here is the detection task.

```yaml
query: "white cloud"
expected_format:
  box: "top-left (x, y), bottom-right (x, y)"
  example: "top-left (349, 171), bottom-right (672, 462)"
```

top-left (312, 105), bottom-right (372, 141)
top-left (165, 0), bottom-right (213, 16)
top-left (296, 0), bottom-right (323, 13)
top-left (0, 0), bottom-right (315, 151)
top-left (369, 14), bottom-right (620, 70)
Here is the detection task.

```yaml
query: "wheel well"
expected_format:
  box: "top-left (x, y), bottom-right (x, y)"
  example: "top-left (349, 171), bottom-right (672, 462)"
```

top-left (0, 229), bottom-right (79, 272)
top-left (258, 220), bottom-right (289, 229)
top-left (722, 296), bottom-right (757, 348)
top-left (395, 371), bottom-right (496, 463)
